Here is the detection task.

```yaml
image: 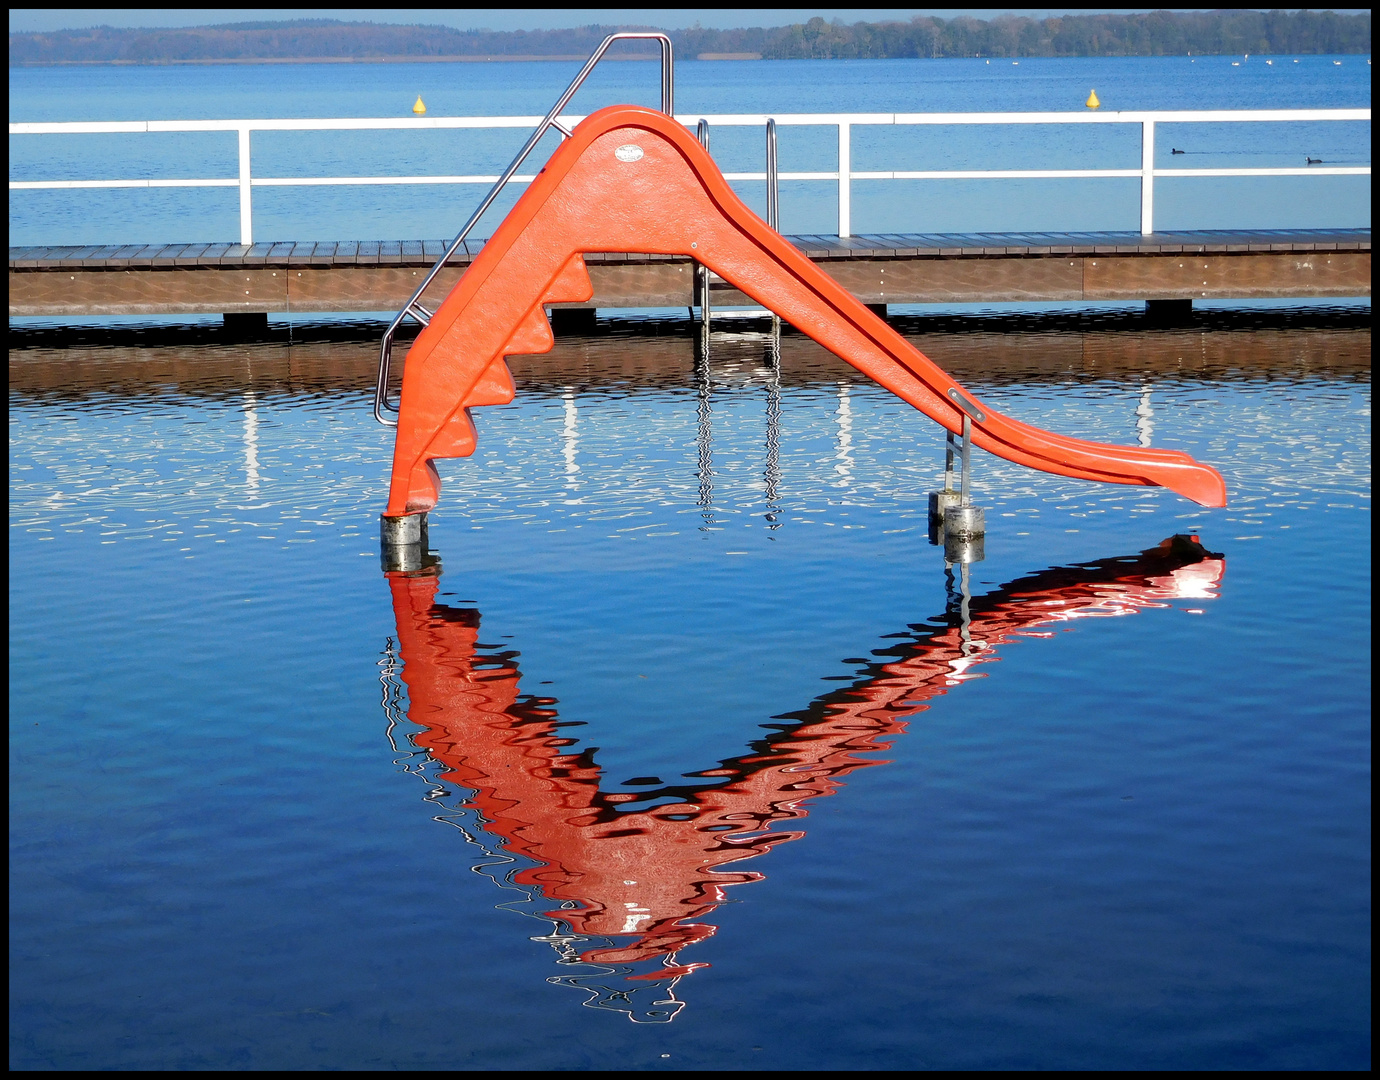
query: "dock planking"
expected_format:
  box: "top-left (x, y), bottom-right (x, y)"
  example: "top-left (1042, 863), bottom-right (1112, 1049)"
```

top-left (9, 229), bottom-right (1370, 317)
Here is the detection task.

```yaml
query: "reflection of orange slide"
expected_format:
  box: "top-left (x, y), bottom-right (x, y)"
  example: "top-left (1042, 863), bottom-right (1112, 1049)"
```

top-left (384, 536), bottom-right (1223, 996)
top-left (385, 104), bottom-right (1227, 517)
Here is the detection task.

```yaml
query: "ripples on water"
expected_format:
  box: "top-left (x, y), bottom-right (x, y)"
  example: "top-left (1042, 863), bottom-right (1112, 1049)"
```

top-left (9, 309), bottom-right (1370, 1068)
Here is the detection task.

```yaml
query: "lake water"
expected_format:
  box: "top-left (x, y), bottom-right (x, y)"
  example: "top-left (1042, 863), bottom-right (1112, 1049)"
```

top-left (8, 52), bottom-right (1373, 1071)
top-left (9, 307), bottom-right (1371, 1069)
top-left (8, 54), bottom-right (1372, 246)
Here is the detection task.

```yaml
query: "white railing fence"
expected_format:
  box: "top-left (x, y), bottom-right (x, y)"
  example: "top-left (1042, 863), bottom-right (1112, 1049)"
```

top-left (9, 109), bottom-right (1370, 244)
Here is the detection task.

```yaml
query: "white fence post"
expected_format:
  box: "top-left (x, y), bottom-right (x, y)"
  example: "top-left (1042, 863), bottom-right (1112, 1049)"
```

top-left (1140, 118), bottom-right (1155, 235)
top-left (238, 126), bottom-right (253, 246)
top-left (7, 110), bottom-right (1370, 244)
top-left (837, 121), bottom-right (851, 238)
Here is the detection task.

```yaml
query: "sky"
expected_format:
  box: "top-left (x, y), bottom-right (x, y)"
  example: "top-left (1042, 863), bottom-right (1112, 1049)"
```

top-left (8, 10), bottom-right (1280, 34)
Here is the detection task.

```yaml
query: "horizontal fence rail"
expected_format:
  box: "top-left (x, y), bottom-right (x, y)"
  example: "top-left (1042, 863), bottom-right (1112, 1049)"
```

top-left (10, 109), bottom-right (1371, 242)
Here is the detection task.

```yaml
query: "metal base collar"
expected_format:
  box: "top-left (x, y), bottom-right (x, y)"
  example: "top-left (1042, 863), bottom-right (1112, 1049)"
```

top-left (381, 512), bottom-right (428, 548)
top-left (380, 512), bottom-right (432, 573)
top-left (943, 504), bottom-right (985, 540)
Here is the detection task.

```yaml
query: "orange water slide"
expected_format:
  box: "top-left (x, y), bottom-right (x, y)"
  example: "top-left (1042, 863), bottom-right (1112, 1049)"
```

top-left (385, 104), bottom-right (1227, 517)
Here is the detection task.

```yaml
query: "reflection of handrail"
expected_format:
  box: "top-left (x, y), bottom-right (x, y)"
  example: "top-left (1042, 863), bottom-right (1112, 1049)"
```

top-left (373, 32), bottom-right (675, 426)
top-left (695, 339), bottom-right (714, 522)
top-left (380, 534), bottom-right (1224, 1012)
top-left (763, 370), bottom-right (782, 523)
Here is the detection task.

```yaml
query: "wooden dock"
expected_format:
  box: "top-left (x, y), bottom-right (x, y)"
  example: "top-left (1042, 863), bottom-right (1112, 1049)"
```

top-left (9, 229), bottom-right (1369, 319)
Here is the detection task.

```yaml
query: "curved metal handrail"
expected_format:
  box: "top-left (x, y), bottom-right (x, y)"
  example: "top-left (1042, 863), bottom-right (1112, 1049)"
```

top-left (374, 32), bottom-right (675, 425)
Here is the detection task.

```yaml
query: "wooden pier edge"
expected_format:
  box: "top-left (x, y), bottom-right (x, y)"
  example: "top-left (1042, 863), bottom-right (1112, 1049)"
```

top-left (9, 231), bottom-right (1370, 318)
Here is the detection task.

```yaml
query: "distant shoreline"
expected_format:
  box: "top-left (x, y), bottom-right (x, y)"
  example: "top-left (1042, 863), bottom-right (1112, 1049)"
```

top-left (11, 12), bottom-right (1368, 66)
top-left (8, 54), bottom-right (776, 66)
top-left (16, 51), bottom-right (1366, 68)
top-left (10, 55), bottom-right (669, 66)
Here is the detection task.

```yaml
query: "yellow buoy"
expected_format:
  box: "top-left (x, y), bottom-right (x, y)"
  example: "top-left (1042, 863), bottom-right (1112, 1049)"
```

top-left (1086, 89), bottom-right (1100, 109)
top-left (412, 95), bottom-right (426, 115)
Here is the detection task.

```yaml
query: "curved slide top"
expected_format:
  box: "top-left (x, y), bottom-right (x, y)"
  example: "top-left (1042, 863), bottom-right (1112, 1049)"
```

top-left (385, 105), bottom-right (1226, 516)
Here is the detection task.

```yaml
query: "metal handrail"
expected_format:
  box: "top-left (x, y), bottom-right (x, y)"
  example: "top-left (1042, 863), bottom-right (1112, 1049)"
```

top-left (691, 118), bottom-right (784, 330)
top-left (695, 120), bottom-right (712, 326)
top-left (765, 118), bottom-right (782, 347)
top-left (766, 119), bottom-right (779, 231)
top-left (372, 32), bottom-right (674, 425)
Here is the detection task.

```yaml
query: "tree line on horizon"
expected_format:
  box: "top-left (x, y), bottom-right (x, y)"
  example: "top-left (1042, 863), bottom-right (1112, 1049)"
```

top-left (9, 10), bottom-right (1371, 65)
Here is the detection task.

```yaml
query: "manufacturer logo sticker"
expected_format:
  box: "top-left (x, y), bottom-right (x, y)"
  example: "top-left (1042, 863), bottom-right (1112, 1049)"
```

top-left (614, 144), bottom-right (644, 162)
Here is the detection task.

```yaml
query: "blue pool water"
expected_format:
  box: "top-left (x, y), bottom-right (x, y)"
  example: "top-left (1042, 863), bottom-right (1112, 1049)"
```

top-left (9, 312), bottom-right (1370, 1069)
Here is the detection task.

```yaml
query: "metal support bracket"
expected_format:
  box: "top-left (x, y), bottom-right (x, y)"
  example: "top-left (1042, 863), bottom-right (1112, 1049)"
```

top-left (943, 414), bottom-right (986, 560)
